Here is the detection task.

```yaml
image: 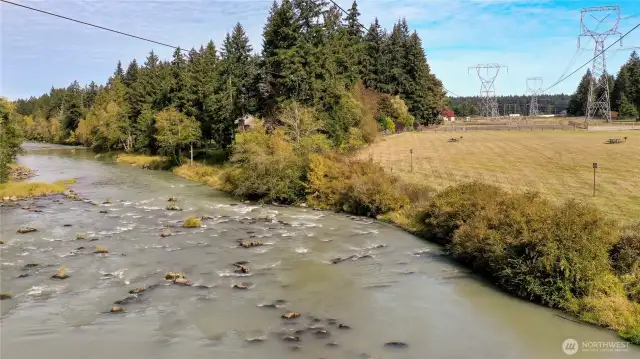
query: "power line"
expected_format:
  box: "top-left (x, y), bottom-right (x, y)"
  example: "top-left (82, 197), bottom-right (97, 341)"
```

top-left (542, 22), bottom-right (640, 93)
top-left (0, 0), bottom-right (189, 52)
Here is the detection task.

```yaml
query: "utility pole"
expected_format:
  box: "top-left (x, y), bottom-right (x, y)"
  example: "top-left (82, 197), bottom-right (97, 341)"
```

top-left (469, 64), bottom-right (508, 118)
top-left (579, 6), bottom-right (622, 122)
top-left (526, 77), bottom-right (543, 117)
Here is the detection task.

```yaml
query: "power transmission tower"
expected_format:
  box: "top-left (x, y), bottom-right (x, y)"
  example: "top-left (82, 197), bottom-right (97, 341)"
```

top-left (579, 6), bottom-right (622, 122)
top-left (526, 77), bottom-right (543, 117)
top-left (469, 64), bottom-right (508, 118)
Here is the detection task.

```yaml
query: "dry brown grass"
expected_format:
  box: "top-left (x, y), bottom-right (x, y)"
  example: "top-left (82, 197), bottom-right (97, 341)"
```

top-left (359, 130), bottom-right (640, 222)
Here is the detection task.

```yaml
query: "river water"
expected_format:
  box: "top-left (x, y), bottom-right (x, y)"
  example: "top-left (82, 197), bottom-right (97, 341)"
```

top-left (1, 143), bottom-right (637, 359)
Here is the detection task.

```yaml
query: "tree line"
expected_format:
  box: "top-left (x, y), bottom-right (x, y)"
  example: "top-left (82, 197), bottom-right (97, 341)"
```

top-left (568, 51), bottom-right (640, 120)
top-left (449, 94), bottom-right (572, 117)
top-left (12, 0), bottom-right (445, 157)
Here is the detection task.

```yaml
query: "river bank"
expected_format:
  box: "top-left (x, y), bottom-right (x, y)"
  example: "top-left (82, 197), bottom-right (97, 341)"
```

top-left (2, 143), bottom-right (638, 358)
top-left (114, 146), bottom-right (640, 347)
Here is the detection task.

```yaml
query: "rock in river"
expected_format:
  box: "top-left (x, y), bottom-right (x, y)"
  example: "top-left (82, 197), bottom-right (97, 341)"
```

top-left (129, 287), bottom-right (145, 294)
top-left (239, 241), bottom-right (264, 248)
top-left (51, 268), bottom-right (69, 280)
top-left (282, 335), bottom-right (300, 342)
top-left (173, 277), bottom-right (193, 286)
top-left (17, 227), bottom-right (38, 234)
top-left (165, 272), bottom-right (185, 280)
top-left (282, 312), bottom-right (301, 319)
top-left (234, 264), bottom-right (249, 274)
top-left (384, 342), bottom-right (408, 349)
top-left (166, 205), bottom-right (182, 211)
top-left (110, 306), bottom-right (124, 313)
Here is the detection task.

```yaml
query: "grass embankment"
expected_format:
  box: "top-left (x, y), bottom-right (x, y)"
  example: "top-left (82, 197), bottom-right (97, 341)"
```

top-left (0, 179), bottom-right (76, 200)
top-left (360, 131), bottom-right (640, 222)
top-left (119, 125), bottom-right (640, 344)
top-left (115, 154), bottom-right (173, 170)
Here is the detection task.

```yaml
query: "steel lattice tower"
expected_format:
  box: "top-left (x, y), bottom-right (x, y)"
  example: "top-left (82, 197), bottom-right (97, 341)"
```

top-left (469, 64), bottom-right (507, 118)
top-left (526, 77), bottom-right (543, 117)
top-left (579, 6), bottom-right (621, 122)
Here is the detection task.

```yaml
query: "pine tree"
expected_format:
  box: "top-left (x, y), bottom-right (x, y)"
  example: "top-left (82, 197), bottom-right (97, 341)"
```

top-left (262, 0), bottom-right (302, 110)
top-left (618, 94), bottom-right (638, 120)
top-left (363, 18), bottom-right (386, 91)
top-left (384, 20), bottom-right (410, 95)
top-left (567, 69), bottom-right (592, 116)
top-left (169, 47), bottom-right (195, 116)
top-left (84, 81), bottom-right (99, 109)
top-left (344, 1), bottom-right (364, 82)
top-left (123, 59), bottom-right (139, 88)
top-left (63, 80), bottom-right (84, 131)
top-left (217, 23), bottom-right (254, 148)
top-left (403, 32), bottom-right (443, 125)
top-left (114, 61), bottom-right (124, 79)
top-left (627, 51), bottom-right (640, 111)
top-left (198, 40), bottom-right (224, 141)
top-left (611, 66), bottom-right (630, 111)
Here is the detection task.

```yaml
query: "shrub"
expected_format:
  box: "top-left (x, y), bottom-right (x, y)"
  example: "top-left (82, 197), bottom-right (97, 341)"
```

top-left (306, 154), bottom-right (409, 217)
top-left (224, 123), bottom-right (305, 203)
top-left (115, 154), bottom-right (172, 170)
top-left (338, 128), bottom-right (366, 154)
top-left (577, 291), bottom-right (640, 334)
top-left (183, 216), bottom-right (201, 228)
top-left (448, 191), bottom-right (620, 308)
top-left (611, 223), bottom-right (640, 303)
top-left (379, 116), bottom-right (395, 134)
top-left (421, 182), bottom-right (507, 245)
top-left (173, 163), bottom-right (225, 190)
top-left (326, 92), bottom-right (368, 147)
top-left (620, 325), bottom-right (640, 345)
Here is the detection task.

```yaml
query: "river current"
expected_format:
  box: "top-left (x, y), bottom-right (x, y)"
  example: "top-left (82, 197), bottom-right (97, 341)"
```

top-left (0, 143), bottom-right (637, 359)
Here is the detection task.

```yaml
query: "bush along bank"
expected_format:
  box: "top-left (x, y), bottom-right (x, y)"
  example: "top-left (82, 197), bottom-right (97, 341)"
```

top-left (166, 123), bottom-right (640, 345)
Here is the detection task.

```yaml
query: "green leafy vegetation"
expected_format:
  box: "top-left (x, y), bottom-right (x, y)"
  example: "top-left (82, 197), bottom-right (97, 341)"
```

top-left (0, 98), bottom-right (24, 184)
top-left (183, 216), bottom-right (202, 228)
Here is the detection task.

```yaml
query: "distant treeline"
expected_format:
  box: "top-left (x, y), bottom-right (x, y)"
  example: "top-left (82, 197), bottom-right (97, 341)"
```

top-left (448, 94), bottom-right (572, 117)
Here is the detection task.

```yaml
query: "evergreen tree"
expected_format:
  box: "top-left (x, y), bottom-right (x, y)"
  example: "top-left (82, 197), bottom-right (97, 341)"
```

top-left (384, 20), bottom-right (410, 95)
top-left (217, 23), bottom-right (254, 148)
top-left (627, 51), bottom-right (640, 111)
top-left (344, 1), bottom-right (364, 81)
top-left (63, 80), bottom-right (84, 131)
top-left (262, 0), bottom-right (302, 111)
top-left (567, 69), bottom-right (592, 116)
top-left (85, 81), bottom-right (99, 109)
top-left (169, 47), bottom-right (196, 116)
top-left (618, 94), bottom-right (638, 120)
top-left (363, 18), bottom-right (386, 91)
top-left (123, 59), bottom-right (139, 88)
top-left (114, 60), bottom-right (124, 79)
top-left (403, 32), bottom-right (442, 125)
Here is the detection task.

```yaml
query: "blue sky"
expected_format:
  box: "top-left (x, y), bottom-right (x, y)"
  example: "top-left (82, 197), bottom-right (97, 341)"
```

top-left (1, 0), bottom-right (639, 100)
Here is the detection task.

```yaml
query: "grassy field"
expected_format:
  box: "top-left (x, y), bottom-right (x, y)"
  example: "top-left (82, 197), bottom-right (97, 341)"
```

top-left (359, 130), bottom-right (640, 222)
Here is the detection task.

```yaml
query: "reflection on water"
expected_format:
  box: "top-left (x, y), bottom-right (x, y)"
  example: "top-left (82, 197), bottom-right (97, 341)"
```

top-left (0, 143), bottom-right (637, 359)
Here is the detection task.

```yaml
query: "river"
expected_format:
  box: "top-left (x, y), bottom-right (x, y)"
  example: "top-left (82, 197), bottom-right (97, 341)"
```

top-left (1, 143), bottom-right (637, 359)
